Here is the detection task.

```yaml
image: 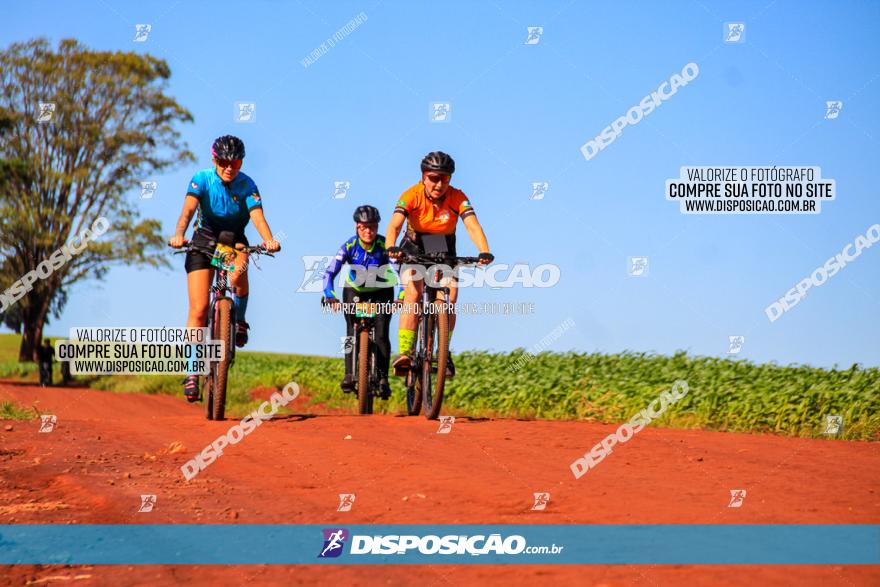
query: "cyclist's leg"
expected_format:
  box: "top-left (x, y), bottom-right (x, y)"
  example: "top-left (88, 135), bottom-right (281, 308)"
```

top-left (184, 266), bottom-right (213, 399)
top-left (438, 273), bottom-right (458, 377)
top-left (372, 287), bottom-right (394, 376)
top-left (393, 265), bottom-right (423, 373)
top-left (186, 268), bottom-right (214, 328)
top-left (373, 287), bottom-right (394, 397)
top-left (446, 276), bottom-right (459, 338)
top-left (229, 248), bottom-right (249, 301)
top-left (340, 285), bottom-right (356, 390)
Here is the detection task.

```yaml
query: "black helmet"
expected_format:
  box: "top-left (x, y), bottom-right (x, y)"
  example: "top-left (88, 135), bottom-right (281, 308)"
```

top-left (420, 151), bottom-right (455, 175)
top-left (211, 135), bottom-right (246, 160)
top-left (353, 205), bottom-right (381, 224)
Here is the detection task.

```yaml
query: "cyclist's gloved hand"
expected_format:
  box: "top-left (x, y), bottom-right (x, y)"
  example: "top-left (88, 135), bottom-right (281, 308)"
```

top-left (387, 246), bottom-right (402, 261)
top-left (169, 235), bottom-right (187, 249)
top-left (478, 252), bottom-right (494, 265)
top-left (322, 296), bottom-right (342, 311)
top-left (263, 239), bottom-right (281, 253)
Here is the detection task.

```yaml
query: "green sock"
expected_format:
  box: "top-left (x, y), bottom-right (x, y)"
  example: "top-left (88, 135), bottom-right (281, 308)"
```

top-left (398, 329), bottom-right (416, 355)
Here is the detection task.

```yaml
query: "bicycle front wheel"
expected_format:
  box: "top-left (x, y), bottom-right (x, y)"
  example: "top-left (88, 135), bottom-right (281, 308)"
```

top-left (357, 328), bottom-right (372, 415)
top-left (422, 305), bottom-right (449, 420)
top-left (211, 297), bottom-right (233, 421)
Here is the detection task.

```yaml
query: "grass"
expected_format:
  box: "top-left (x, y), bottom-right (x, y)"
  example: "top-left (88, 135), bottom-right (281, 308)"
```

top-left (0, 333), bottom-right (876, 439)
top-left (0, 401), bottom-right (37, 420)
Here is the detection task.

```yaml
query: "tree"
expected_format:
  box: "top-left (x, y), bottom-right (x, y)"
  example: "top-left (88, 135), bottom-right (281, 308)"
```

top-left (0, 38), bottom-right (194, 361)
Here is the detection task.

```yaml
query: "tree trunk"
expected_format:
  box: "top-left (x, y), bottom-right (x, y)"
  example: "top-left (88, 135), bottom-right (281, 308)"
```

top-left (17, 293), bottom-right (48, 363)
top-left (19, 322), bottom-right (40, 362)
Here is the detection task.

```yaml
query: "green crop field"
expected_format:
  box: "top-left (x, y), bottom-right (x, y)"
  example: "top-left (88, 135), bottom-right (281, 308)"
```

top-left (0, 333), bottom-right (876, 439)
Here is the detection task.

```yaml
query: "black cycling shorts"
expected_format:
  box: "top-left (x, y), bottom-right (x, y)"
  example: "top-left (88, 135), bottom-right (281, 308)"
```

top-left (184, 228), bottom-right (249, 273)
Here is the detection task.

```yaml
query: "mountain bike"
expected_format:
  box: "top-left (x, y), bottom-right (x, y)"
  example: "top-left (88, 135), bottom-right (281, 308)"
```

top-left (398, 252), bottom-right (481, 420)
top-left (322, 295), bottom-right (393, 415)
top-left (172, 232), bottom-right (275, 420)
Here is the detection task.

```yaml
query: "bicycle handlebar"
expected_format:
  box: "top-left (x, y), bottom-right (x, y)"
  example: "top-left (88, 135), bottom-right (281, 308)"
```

top-left (395, 252), bottom-right (483, 267)
top-left (169, 241), bottom-right (277, 257)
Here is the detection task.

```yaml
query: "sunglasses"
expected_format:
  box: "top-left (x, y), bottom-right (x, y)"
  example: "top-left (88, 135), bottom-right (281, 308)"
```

top-left (216, 159), bottom-right (243, 170)
top-left (357, 223), bottom-right (378, 231)
top-left (425, 174), bottom-right (450, 183)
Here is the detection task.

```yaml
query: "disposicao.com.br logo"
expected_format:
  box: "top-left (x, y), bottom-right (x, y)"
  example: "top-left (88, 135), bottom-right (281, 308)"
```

top-left (318, 529), bottom-right (563, 558)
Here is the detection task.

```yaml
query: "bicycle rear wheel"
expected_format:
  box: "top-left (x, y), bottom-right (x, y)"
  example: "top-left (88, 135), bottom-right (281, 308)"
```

top-left (211, 297), bottom-right (233, 421)
top-left (357, 328), bottom-right (372, 415)
top-left (204, 372), bottom-right (214, 420)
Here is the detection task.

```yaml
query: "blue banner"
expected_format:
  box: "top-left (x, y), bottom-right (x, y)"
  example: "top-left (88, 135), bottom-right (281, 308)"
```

top-left (1, 525), bottom-right (877, 565)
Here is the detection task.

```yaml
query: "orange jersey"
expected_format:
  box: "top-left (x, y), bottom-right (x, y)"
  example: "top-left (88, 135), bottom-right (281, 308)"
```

top-left (393, 183), bottom-right (475, 235)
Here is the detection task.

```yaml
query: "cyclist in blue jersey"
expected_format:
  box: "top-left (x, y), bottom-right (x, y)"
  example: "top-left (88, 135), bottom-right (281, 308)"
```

top-left (169, 135), bottom-right (280, 401)
top-left (323, 205), bottom-right (397, 398)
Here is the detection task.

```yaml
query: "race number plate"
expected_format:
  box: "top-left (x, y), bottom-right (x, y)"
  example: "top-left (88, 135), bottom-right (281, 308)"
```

top-left (354, 302), bottom-right (377, 318)
top-left (210, 243), bottom-right (236, 271)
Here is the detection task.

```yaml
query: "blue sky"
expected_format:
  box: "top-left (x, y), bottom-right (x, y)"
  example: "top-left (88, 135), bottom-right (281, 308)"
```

top-left (5, 0), bottom-right (879, 368)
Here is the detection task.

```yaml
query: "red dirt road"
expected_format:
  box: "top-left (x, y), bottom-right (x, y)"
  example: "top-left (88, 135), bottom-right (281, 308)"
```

top-left (1, 380), bottom-right (878, 586)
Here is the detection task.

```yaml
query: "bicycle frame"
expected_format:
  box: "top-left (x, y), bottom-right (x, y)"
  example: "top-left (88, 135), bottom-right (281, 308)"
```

top-left (397, 252), bottom-right (481, 418)
top-left (414, 274), bottom-right (450, 369)
top-left (172, 237), bottom-right (275, 418)
top-left (350, 315), bottom-right (378, 390)
top-left (208, 268), bottom-right (236, 367)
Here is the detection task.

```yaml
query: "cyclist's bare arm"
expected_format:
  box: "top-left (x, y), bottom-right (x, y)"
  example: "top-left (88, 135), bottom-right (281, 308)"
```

top-left (385, 210), bottom-right (406, 249)
top-left (462, 214), bottom-right (490, 259)
top-left (170, 195), bottom-right (199, 248)
top-left (249, 208), bottom-right (280, 252)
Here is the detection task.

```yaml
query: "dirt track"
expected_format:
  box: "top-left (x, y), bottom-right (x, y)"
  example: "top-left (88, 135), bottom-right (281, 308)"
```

top-left (0, 380), bottom-right (878, 586)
